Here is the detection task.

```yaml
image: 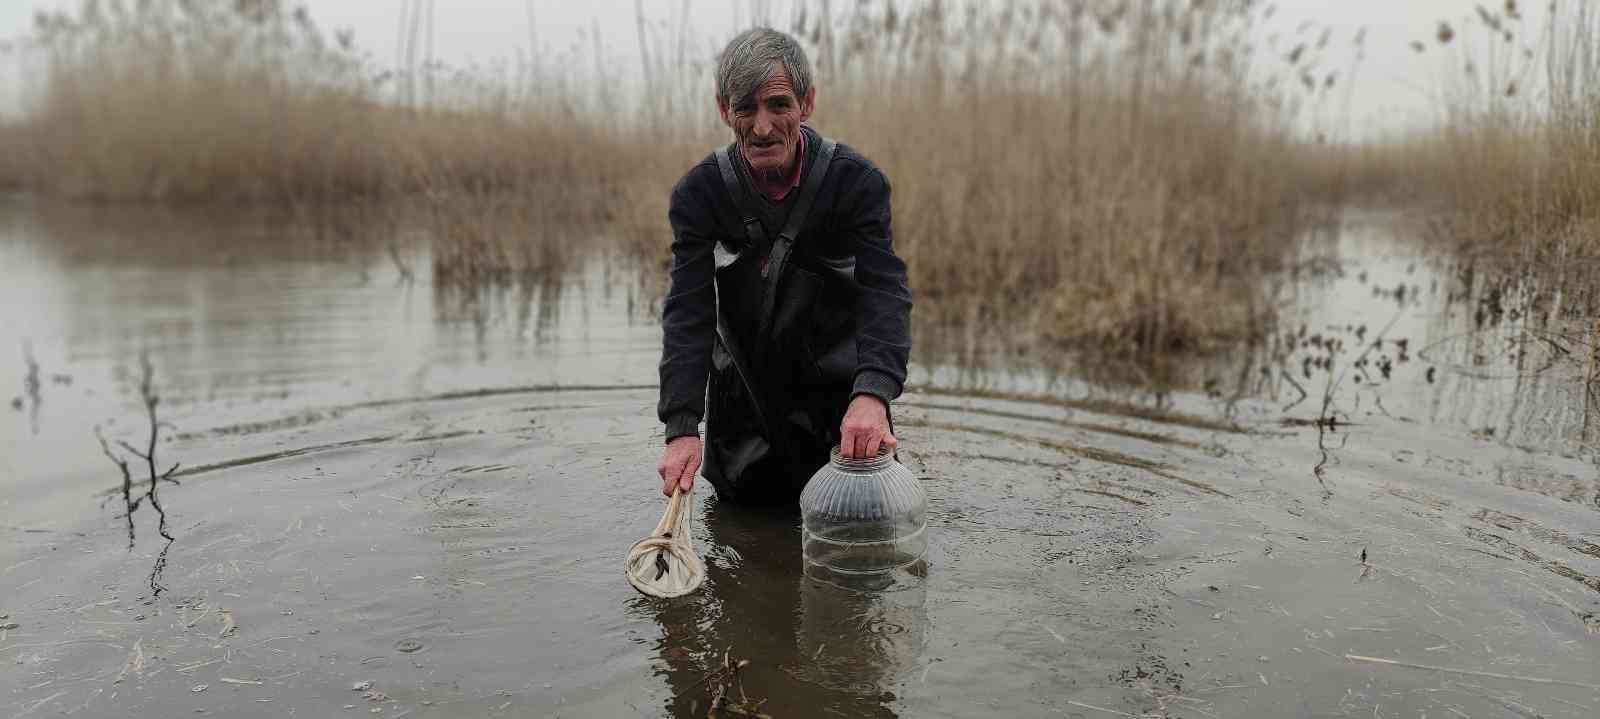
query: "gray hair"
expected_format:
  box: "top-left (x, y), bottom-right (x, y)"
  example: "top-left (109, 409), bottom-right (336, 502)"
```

top-left (715, 27), bottom-right (813, 108)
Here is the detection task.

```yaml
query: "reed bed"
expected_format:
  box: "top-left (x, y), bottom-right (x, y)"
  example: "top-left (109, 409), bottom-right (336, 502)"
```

top-left (626, 0), bottom-right (1338, 354)
top-left (6, 0), bottom-right (1340, 357)
top-left (12, 2), bottom-right (636, 209)
top-left (1340, 1), bottom-right (1600, 263)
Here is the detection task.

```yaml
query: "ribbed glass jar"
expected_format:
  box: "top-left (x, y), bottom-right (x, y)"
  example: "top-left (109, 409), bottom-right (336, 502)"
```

top-left (799, 446), bottom-right (927, 588)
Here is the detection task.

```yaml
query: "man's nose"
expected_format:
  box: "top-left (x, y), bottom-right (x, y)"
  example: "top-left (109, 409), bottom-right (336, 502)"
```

top-left (751, 109), bottom-right (775, 138)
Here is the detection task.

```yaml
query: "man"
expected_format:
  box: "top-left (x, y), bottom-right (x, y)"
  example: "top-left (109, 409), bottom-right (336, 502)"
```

top-left (655, 27), bottom-right (912, 504)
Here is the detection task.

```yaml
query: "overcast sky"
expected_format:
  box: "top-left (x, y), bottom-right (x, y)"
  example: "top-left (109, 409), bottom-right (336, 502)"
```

top-left (0, 1), bottom-right (1537, 134)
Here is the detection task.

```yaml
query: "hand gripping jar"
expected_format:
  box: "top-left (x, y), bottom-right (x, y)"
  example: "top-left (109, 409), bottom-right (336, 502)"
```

top-left (799, 446), bottom-right (928, 589)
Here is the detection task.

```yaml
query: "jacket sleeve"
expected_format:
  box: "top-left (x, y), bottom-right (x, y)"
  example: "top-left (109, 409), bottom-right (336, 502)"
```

top-left (656, 175), bottom-right (718, 442)
top-left (842, 167), bottom-right (913, 405)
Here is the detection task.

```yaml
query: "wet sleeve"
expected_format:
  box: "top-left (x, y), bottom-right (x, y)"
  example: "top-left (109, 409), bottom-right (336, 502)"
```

top-left (844, 168), bottom-right (913, 405)
top-left (656, 177), bottom-right (717, 442)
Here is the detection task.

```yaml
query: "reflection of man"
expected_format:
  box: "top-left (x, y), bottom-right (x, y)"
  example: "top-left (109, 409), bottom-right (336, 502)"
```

top-left (643, 502), bottom-right (902, 717)
top-left (655, 28), bottom-right (912, 503)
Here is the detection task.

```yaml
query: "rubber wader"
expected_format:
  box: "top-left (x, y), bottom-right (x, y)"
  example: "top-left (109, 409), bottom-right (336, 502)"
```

top-left (701, 136), bottom-right (862, 504)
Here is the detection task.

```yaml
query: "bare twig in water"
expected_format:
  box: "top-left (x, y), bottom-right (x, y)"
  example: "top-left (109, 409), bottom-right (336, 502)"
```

top-left (1344, 654), bottom-right (1600, 691)
top-left (1075, 488), bottom-right (1150, 507)
top-left (1297, 311), bottom-right (1403, 498)
top-left (1064, 699), bottom-right (1158, 718)
top-left (1280, 368), bottom-right (1309, 411)
top-left (96, 427), bottom-right (138, 550)
top-left (1311, 420), bottom-right (1347, 500)
top-left (676, 647), bottom-right (766, 717)
top-left (94, 352), bottom-right (180, 596)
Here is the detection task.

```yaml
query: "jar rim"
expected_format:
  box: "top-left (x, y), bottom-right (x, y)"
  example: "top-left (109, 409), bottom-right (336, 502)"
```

top-left (829, 445), bottom-right (894, 472)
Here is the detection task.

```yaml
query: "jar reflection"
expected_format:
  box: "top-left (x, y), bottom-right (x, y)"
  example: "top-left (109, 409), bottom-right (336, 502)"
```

top-left (639, 499), bottom-right (927, 718)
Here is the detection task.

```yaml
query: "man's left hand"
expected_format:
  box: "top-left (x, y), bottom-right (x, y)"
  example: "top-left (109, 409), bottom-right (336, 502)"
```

top-left (839, 395), bottom-right (896, 459)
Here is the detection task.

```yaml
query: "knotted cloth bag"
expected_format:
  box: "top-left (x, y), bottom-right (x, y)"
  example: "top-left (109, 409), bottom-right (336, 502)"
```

top-left (624, 488), bottom-right (706, 598)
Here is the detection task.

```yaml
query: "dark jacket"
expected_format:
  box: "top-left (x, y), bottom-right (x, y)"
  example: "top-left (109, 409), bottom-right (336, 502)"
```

top-left (657, 125), bottom-right (912, 501)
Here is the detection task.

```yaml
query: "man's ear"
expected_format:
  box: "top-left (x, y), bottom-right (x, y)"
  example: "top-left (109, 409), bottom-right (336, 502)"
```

top-left (799, 85), bottom-right (816, 122)
top-left (716, 95), bottom-right (732, 128)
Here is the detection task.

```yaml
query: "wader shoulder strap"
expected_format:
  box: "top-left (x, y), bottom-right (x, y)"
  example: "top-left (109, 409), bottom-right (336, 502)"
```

top-left (709, 146), bottom-right (770, 436)
top-left (754, 137), bottom-right (836, 347)
top-left (768, 136), bottom-right (836, 275)
top-left (713, 145), bottom-right (766, 250)
top-left (709, 135), bottom-right (838, 371)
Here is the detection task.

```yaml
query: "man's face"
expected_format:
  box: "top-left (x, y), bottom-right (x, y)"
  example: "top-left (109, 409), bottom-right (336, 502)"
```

top-left (718, 65), bottom-right (815, 177)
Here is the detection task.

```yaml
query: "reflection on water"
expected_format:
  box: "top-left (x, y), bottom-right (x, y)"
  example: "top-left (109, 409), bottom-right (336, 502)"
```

top-left (637, 500), bottom-right (923, 717)
top-left (0, 198), bottom-right (659, 520)
top-left (1251, 211), bottom-right (1600, 458)
top-left (796, 576), bottom-right (927, 695)
top-left (3, 199), bottom-right (1600, 717)
top-left (6, 199), bottom-right (1593, 472)
top-left (914, 210), bottom-right (1599, 464)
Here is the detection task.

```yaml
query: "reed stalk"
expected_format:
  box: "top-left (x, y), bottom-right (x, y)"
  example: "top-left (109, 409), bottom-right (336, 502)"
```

top-left (6, 0), bottom-right (1341, 356)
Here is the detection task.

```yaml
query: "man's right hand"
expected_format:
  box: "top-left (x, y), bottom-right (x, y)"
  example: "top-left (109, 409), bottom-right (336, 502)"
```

top-left (658, 436), bottom-right (702, 496)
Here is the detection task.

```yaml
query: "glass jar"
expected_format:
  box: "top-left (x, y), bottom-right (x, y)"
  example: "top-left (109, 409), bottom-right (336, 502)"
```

top-left (799, 446), bottom-right (927, 589)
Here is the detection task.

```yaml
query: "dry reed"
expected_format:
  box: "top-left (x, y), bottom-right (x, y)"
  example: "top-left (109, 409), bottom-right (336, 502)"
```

top-left (1339, 1), bottom-right (1600, 263)
top-left (15, 2), bottom-right (632, 205)
top-left (7, 0), bottom-right (1341, 356)
top-left (625, 0), bottom-right (1336, 355)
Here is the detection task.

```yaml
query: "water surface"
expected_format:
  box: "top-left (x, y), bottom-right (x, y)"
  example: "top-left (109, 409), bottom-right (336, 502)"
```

top-left (2, 201), bottom-right (1596, 718)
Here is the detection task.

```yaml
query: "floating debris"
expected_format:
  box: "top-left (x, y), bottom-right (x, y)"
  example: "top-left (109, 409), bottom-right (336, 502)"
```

top-left (677, 648), bottom-right (768, 718)
top-left (1345, 654), bottom-right (1600, 690)
top-left (395, 639), bottom-right (424, 653)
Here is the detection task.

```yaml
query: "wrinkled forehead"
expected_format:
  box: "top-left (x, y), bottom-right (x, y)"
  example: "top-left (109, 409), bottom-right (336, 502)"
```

top-left (735, 64), bottom-right (797, 105)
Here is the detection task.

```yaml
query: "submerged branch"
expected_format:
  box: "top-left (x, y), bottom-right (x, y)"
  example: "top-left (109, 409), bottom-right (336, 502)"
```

top-left (93, 351), bottom-right (181, 595)
top-left (95, 425), bottom-right (137, 550)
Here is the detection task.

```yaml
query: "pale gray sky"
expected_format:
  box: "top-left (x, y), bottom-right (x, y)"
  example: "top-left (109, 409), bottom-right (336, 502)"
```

top-left (0, 1), bottom-right (1539, 134)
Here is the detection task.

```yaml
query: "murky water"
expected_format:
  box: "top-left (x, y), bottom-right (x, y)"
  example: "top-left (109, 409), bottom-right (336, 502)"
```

top-left (2, 200), bottom-right (1596, 718)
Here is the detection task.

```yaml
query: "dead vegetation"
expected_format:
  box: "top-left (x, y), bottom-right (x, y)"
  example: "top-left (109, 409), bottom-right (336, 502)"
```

top-left (8, 2), bottom-right (631, 208)
top-left (5, 0), bottom-right (1351, 355)
top-left (625, 0), bottom-right (1346, 356)
top-left (5, 0), bottom-right (632, 285)
top-left (676, 648), bottom-right (769, 718)
top-left (1338, 1), bottom-right (1600, 265)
